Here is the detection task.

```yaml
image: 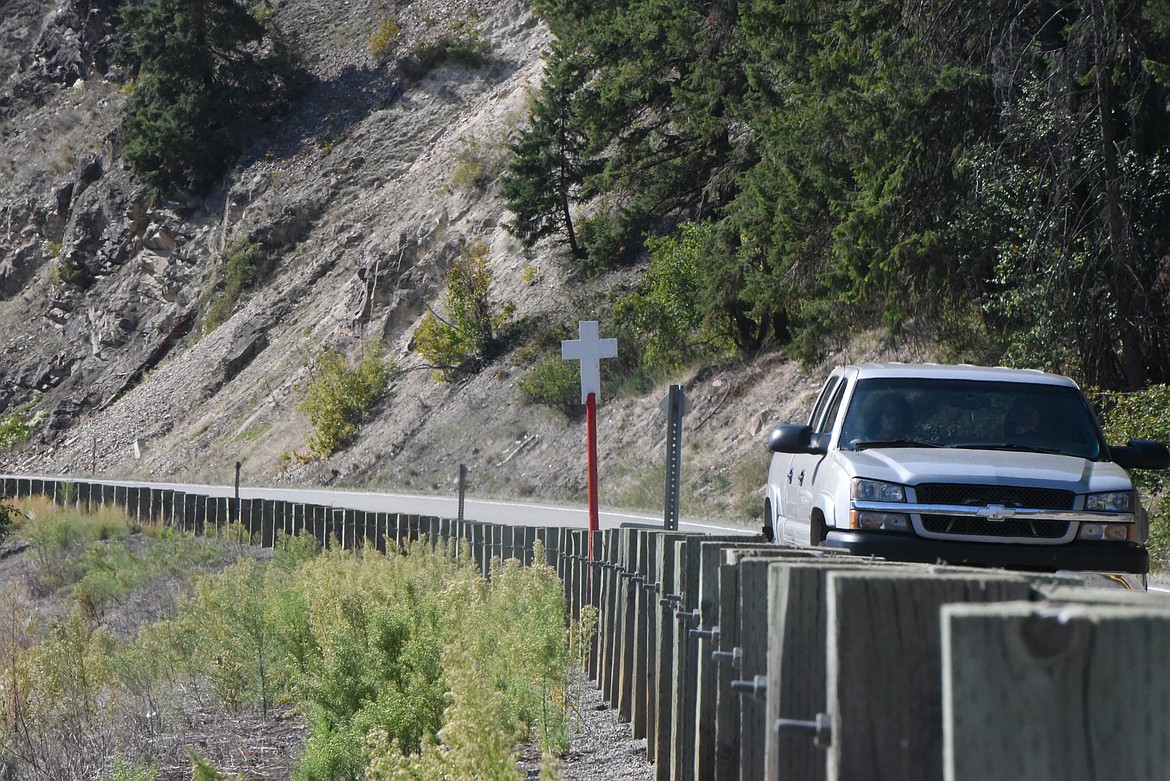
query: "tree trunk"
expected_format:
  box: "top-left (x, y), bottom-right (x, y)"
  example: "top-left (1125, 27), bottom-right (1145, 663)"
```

top-left (1090, 0), bottom-right (1145, 388)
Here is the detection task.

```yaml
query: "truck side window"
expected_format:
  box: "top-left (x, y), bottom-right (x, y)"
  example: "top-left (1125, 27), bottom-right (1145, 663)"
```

top-left (807, 377), bottom-right (842, 429)
top-left (817, 380), bottom-right (848, 435)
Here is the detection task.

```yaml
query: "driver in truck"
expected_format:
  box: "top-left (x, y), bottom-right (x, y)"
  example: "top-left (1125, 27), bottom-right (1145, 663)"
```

top-left (866, 394), bottom-right (913, 441)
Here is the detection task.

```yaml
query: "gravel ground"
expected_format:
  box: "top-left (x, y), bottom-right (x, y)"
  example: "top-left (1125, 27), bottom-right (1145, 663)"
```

top-left (549, 675), bottom-right (654, 781)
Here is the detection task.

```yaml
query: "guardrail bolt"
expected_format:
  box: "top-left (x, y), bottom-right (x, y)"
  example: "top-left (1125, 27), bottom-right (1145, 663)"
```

top-left (775, 713), bottom-right (832, 748)
top-left (659, 594), bottom-right (683, 608)
top-left (730, 674), bottom-right (767, 701)
top-left (711, 646), bottom-right (743, 668)
top-left (689, 626), bottom-right (719, 642)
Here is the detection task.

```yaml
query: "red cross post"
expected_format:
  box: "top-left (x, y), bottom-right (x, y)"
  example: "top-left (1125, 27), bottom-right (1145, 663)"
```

top-left (562, 321), bottom-right (618, 556)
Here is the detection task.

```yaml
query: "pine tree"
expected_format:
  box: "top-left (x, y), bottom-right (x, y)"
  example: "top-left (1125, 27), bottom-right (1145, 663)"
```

top-left (120, 0), bottom-right (300, 199)
top-left (502, 40), bottom-right (595, 258)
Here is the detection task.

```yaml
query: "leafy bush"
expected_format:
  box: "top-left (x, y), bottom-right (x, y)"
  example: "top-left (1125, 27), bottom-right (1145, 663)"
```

top-left (414, 241), bottom-right (515, 381)
top-left (201, 238), bottom-right (268, 334)
top-left (614, 221), bottom-right (731, 373)
top-left (297, 347), bottom-right (389, 459)
top-left (3, 503), bottom-right (581, 780)
top-left (450, 138), bottom-right (506, 192)
top-left (362, 544), bottom-right (573, 779)
top-left (0, 402), bottom-right (39, 451)
top-left (0, 501), bottom-right (23, 542)
top-left (1091, 385), bottom-right (1170, 568)
top-left (518, 356), bottom-right (580, 415)
top-left (19, 503), bottom-right (226, 614)
top-left (369, 16), bottom-right (401, 60)
top-left (400, 23), bottom-right (491, 79)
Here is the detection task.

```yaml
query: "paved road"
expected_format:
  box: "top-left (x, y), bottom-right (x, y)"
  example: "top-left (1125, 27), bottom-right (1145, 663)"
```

top-left (4, 475), bottom-right (756, 537)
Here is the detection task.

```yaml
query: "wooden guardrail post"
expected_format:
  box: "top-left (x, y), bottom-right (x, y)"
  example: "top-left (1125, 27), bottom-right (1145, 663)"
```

top-left (693, 540), bottom-right (730, 779)
top-left (826, 570), bottom-right (1033, 781)
top-left (942, 600), bottom-right (1170, 780)
top-left (691, 542), bottom-right (775, 779)
top-left (642, 530), bottom-right (661, 753)
top-left (670, 534), bottom-right (701, 781)
top-left (765, 557), bottom-right (911, 781)
top-left (629, 529), bottom-right (652, 740)
top-left (113, 483), bottom-right (127, 514)
top-left (653, 533), bottom-right (687, 779)
top-left (616, 527), bottom-right (639, 721)
top-left (600, 529), bottom-right (622, 706)
top-left (208, 495), bottom-right (229, 536)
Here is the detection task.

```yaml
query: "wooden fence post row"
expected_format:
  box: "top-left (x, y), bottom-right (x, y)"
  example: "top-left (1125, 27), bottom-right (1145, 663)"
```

top-left (0, 479), bottom-right (566, 567)
top-left (4, 478), bottom-right (1168, 780)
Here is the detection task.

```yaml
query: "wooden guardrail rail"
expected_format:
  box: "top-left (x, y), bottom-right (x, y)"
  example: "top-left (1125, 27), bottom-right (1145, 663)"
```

top-left (3, 476), bottom-right (1168, 780)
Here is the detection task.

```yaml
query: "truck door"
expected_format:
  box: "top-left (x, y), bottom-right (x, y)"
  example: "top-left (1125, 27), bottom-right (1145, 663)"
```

top-left (782, 376), bottom-right (846, 546)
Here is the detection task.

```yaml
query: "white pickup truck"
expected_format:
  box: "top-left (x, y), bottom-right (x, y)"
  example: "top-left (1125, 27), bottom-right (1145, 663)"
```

top-left (764, 363), bottom-right (1169, 576)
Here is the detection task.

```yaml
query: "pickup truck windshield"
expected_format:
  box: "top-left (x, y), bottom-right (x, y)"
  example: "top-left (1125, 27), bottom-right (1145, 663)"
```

top-left (841, 377), bottom-right (1105, 459)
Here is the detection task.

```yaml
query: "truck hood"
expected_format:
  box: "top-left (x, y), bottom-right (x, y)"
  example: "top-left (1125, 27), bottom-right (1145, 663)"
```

top-left (837, 447), bottom-right (1133, 492)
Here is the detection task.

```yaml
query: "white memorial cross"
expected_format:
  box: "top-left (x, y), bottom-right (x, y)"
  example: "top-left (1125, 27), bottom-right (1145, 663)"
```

top-left (561, 320), bottom-right (619, 549)
top-left (561, 320), bottom-right (619, 403)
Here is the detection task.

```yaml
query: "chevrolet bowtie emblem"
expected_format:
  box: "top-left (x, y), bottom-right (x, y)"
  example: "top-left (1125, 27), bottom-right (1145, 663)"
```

top-left (977, 504), bottom-right (1015, 522)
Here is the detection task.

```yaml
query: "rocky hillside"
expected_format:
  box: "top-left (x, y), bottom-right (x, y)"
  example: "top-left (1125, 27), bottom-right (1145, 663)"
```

top-left (0, 0), bottom-right (935, 525)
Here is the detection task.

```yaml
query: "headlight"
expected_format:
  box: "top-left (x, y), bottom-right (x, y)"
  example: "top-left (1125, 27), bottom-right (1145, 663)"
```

top-left (1084, 491), bottom-right (1135, 513)
top-left (1077, 522), bottom-right (1134, 541)
top-left (853, 478), bottom-right (907, 503)
top-left (854, 511), bottom-right (911, 532)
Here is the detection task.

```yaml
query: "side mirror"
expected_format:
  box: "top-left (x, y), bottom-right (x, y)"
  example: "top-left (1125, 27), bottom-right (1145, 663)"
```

top-left (1111, 439), bottom-right (1170, 470)
top-left (768, 424), bottom-right (828, 455)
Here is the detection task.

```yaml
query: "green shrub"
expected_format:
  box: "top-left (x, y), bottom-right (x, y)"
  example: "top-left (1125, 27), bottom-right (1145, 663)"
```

top-left (297, 347), bottom-right (389, 459)
top-left (0, 501), bottom-right (23, 542)
top-left (72, 543), bottom-right (150, 618)
top-left (202, 238), bottom-right (267, 334)
top-left (25, 510), bottom-right (87, 566)
top-left (5, 505), bottom-right (580, 780)
top-left (0, 402), bottom-right (39, 450)
top-left (21, 503), bottom-right (222, 611)
top-left (518, 356), bottom-right (580, 414)
top-left (109, 754), bottom-right (159, 781)
top-left (401, 23), bottom-right (491, 79)
top-left (576, 207), bottom-right (627, 271)
top-left (369, 17), bottom-right (401, 60)
top-left (414, 241), bottom-right (515, 381)
top-left (450, 138), bottom-right (504, 192)
top-left (614, 221), bottom-right (730, 373)
top-left (361, 544), bottom-right (573, 779)
top-left (1092, 385), bottom-right (1170, 569)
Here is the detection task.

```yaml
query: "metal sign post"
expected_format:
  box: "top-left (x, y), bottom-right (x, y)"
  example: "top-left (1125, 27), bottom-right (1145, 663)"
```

top-left (457, 463), bottom-right (467, 522)
top-left (659, 384), bottom-right (692, 530)
top-left (562, 321), bottom-right (618, 554)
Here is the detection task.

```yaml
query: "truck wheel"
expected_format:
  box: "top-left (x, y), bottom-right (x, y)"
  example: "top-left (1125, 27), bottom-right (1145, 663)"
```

top-left (762, 500), bottom-right (775, 542)
top-left (810, 512), bottom-right (827, 547)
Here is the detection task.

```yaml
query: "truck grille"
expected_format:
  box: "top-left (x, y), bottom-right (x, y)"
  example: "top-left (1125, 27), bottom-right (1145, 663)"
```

top-left (915, 484), bottom-right (1075, 510)
top-left (921, 516), bottom-right (1070, 539)
top-left (915, 484), bottom-right (1076, 540)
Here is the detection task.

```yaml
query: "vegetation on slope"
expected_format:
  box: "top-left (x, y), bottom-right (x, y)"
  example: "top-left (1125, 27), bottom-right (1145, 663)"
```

top-left (505, 0), bottom-right (1170, 390)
